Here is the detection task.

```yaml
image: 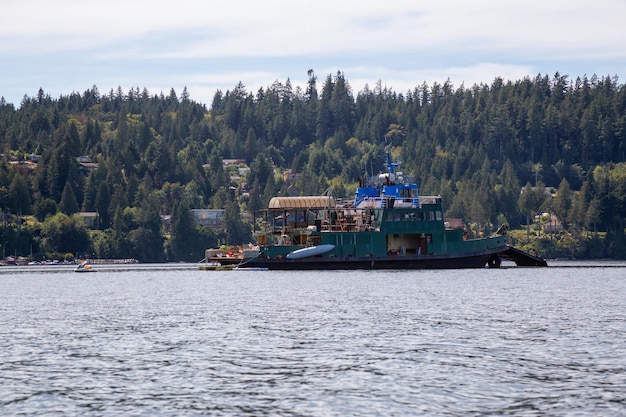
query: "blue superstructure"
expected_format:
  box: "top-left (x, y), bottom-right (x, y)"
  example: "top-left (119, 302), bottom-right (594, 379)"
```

top-left (354, 153), bottom-right (419, 208)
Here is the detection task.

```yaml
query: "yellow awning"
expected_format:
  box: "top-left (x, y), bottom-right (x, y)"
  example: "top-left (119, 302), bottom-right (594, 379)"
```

top-left (268, 196), bottom-right (335, 209)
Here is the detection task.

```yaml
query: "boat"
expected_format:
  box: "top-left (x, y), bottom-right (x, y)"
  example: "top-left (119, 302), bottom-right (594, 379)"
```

top-left (203, 246), bottom-right (257, 266)
top-left (198, 244), bottom-right (262, 270)
top-left (236, 152), bottom-right (547, 270)
top-left (286, 244), bottom-right (335, 259)
top-left (74, 262), bottom-right (94, 272)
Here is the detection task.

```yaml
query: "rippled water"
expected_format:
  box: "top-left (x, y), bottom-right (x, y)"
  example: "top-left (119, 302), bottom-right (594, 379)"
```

top-left (1, 263), bottom-right (625, 416)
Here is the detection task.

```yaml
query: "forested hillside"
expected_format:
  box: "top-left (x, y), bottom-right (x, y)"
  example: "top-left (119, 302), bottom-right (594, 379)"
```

top-left (1, 70), bottom-right (625, 262)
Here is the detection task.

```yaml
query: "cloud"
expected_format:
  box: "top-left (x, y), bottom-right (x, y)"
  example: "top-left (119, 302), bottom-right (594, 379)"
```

top-left (1, 0), bottom-right (625, 106)
top-left (5, 0), bottom-right (624, 59)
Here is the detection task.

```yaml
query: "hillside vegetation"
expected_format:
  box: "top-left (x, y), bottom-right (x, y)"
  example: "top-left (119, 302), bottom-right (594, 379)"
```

top-left (1, 70), bottom-right (625, 261)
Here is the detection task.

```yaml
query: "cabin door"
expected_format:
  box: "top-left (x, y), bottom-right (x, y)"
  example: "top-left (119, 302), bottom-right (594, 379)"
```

top-left (418, 234), bottom-right (430, 255)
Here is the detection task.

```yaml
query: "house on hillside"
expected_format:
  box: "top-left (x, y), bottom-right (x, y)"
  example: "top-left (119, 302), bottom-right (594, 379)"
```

top-left (190, 209), bottom-right (224, 230)
top-left (536, 213), bottom-right (563, 233)
top-left (9, 160), bottom-right (37, 175)
top-left (222, 159), bottom-right (246, 167)
top-left (76, 156), bottom-right (98, 175)
top-left (78, 212), bottom-right (98, 229)
top-left (162, 209), bottom-right (226, 232)
top-left (283, 170), bottom-right (301, 183)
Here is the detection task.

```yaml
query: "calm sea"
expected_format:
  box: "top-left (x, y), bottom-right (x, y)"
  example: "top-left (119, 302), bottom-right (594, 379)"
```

top-left (1, 262), bottom-right (625, 416)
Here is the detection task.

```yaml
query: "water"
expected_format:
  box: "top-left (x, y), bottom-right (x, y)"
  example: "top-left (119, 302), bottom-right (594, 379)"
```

top-left (1, 263), bottom-right (625, 416)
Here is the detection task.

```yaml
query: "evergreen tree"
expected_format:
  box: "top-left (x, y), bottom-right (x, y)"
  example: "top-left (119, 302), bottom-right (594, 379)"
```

top-left (111, 206), bottom-right (131, 258)
top-left (169, 199), bottom-right (198, 261)
top-left (81, 170), bottom-right (98, 211)
top-left (206, 148), bottom-right (228, 196)
top-left (553, 178), bottom-right (572, 229)
top-left (222, 199), bottom-right (251, 245)
top-left (518, 182), bottom-right (545, 238)
top-left (586, 198), bottom-right (601, 236)
top-left (9, 173), bottom-right (32, 216)
top-left (60, 181), bottom-right (79, 215)
top-left (96, 182), bottom-right (111, 229)
top-left (130, 192), bottom-right (165, 262)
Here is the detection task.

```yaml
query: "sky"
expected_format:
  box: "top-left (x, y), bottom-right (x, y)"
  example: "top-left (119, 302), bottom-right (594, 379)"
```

top-left (2, 0), bottom-right (626, 109)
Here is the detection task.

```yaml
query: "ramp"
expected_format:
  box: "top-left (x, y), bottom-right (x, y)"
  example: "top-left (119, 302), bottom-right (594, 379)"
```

top-left (500, 246), bottom-right (548, 267)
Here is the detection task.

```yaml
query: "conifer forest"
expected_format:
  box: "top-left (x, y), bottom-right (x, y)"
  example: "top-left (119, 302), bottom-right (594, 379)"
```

top-left (1, 70), bottom-right (626, 262)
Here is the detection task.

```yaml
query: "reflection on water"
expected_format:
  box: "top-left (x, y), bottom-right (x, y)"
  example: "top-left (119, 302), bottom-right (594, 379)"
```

top-left (1, 264), bottom-right (625, 416)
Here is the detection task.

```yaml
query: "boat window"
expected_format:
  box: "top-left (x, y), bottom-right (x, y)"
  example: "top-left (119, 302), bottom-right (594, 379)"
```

top-left (436, 211), bottom-right (443, 221)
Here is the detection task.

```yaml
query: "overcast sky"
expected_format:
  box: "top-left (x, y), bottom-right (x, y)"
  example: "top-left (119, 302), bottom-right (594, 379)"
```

top-left (2, 0), bottom-right (625, 108)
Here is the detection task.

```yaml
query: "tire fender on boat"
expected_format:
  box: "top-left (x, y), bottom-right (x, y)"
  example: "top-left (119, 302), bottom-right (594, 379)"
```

top-left (488, 255), bottom-right (501, 268)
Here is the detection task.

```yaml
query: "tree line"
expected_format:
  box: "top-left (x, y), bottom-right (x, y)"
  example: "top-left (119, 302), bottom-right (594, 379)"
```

top-left (1, 70), bottom-right (625, 261)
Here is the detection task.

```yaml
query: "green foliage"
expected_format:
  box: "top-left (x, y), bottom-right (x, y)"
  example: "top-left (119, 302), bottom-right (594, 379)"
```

top-left (9, 173), bottom-right (32, 215)
top-left (60, 181), bottom-right (79, 215)
top-left (168, 199), bottom-right (198, 261)
top-left (129, 227), bottom-right (165, 262)
top-left (3, 72), bottom-right (626, 259)
top-left (34, 198), bottom-right (58, 221)
top-left (222, 198), bottom-right (252, 245)
top-left (40, 213), bottom-right (91, 256)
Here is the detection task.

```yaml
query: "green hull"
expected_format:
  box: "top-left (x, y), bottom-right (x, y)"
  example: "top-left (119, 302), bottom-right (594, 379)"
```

top-left (245, 155), bottom-right (546, 270)
top-left (246, 202), bottom-right (541, 270)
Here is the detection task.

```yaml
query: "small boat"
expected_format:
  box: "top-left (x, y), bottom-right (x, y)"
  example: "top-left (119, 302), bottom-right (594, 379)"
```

top-left (74, 262), bottom-right (94, 272)
top-left (286, 244), bottom-right (335, 259)
top-left (202, 245), bottom-right (259, 266)
top-left (237, 152), bottom-right (547, 270)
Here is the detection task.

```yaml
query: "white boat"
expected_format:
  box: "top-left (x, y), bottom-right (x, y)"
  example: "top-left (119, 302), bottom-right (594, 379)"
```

top-left (74, 262), bottom-right (94, 272)
top-left (286, 244), bottom-right (335, 260)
